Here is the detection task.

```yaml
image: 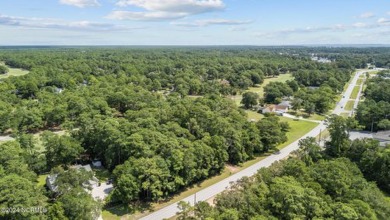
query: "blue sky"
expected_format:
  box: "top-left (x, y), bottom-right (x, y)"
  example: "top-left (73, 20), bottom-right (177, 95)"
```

top-left (0, 0), bottom-right (390, 45)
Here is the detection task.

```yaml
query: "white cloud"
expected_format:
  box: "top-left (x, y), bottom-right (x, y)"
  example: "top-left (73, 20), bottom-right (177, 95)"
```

top-left (353, 22), bottom-right (367, 28)
top-left (377, 17), bottom-right (390, 24)
top-left (106, 11), bottom-right (187, 21)
top-left (172, 19), bottom-right (252, 27)
top-left (59, 0), bottom-right (100, 8)
top-left (358, 12), bottom-right (374, 19)
top-left (108, 0), bottom-right (225, 21)
top-left (0, 14), bottom-right (138, 31)
top-left (229, 26), bottom-right (247, 32)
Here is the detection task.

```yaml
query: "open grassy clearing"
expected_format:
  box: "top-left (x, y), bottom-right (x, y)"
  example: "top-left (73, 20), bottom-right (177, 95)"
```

top-left (277, 117), bottom-right (319, 150)
top-left (356, 79), bottom-right (363, 85)
top-left (247, 73), bottom-right (294, 97)
top-left (0, 63), bottom-right (29, 79)
top-left (231, 73), bottom-right (294, 106)
top-left (245, 110), bottom-right (264, 121)
top-left (345, 100), bottom-right (355, 111)
top-left (350, 86), bottom-right (361, 100)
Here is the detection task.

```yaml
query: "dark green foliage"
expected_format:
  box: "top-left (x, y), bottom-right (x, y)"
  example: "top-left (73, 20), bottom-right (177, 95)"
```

top-left (0, 47), bottom-right (386, 217)
top-left (42, 131), bottom-right (84, 170)
top-left (295, 86), bottom-right (336, 114)
top-left (0, 65), bottom-right (8, 74)
top-left (263, 82), bottom-right (293, 103)
top-left (356, 76), bottom-right (390, 131)
top-left (241, 91), bottom-right (259, 109)
top-left (178, 157), bottom-right (390, 220)
top-left (324, 115), bottom-right (390, 194)
top-left (325, 115), bottom-right (351, 157)
top-left (256, 115), bottom-right (288, 151)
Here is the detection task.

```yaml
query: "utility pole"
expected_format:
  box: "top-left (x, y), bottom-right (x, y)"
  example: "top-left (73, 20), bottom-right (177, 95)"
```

top-left (318, 129), bottom-right (322, 145)
top-left (194, 193), bottom-right (197, 205)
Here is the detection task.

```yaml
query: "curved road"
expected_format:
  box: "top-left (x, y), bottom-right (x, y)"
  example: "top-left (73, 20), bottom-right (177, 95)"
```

top-left (140, 69), bottom-right (368, 220)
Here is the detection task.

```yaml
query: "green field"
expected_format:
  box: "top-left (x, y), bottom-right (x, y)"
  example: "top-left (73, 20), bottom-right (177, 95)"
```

top-left (350, 86), bottom-right (360, 100)
top-left (356, 79), bottom-right (363, 85)
top-left (231, 73), bottom-right (294, 106)
top-left (345, 100), bottom-right (355, 111)
top-left (0, 63), bottom-right (29, 79)
top-left (247, 73), bottom-right (294, 97)
top-left (245, 110), bottom-right (264, 121)
top-left (277, 117), bottom-right (318, 149)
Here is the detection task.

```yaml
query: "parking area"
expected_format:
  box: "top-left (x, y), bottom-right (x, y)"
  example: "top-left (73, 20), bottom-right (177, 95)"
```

top-left (91, 182), bottom-right (113, 201)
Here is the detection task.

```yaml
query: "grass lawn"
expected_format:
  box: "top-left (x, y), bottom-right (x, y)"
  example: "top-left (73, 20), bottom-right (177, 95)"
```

top-left (245, 110), bottom-right (264, 121)
top-left (277, 117), bottom-right (319, 150)
top-left (350, 86), bottom-right (360, 99)
top-left (247, 73), bottom-right (293, 97)
top-left (356, 79), bottom-right (363, 85)
top-left (345, 100), bottom-right (355, 111)
top-left (0, 63), bottom-right (29, 79)
top-left (232, 73), bottom-right (293, 106)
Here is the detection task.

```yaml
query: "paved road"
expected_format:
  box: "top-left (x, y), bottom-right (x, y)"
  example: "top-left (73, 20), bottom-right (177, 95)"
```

top-left (140, 70), bottom-right (368, 220)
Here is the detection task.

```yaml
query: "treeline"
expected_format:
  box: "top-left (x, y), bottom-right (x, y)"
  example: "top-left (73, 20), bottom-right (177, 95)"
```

top-left (177, 115), bottom-right (390, 220)
top-left (0, 140), bottom-right (101, 220)
top-left (76, 96), bottom-right (290, 202)
top-left (356, 71), bottom-right (390, 131)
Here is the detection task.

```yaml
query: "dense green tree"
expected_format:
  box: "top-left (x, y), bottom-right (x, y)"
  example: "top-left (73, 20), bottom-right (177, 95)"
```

top-left (0, 175), bottom-right (47, 220)
top-left (297, 137), bottom-right (322, 165)
top-left (325, 115), bottom-right (351, 157)
top-left (42, 131), bottom-right (84, 169)
top-left (58, 188), bottom-right (101, 220)
top-left (0, 65), bottom-right (8, 74)
top-left (257, 115), bottom-right (288, 151)
top-left (241, 92), bottom-right (259, 109)
top-left (263, 82), bottom-right (293, 103)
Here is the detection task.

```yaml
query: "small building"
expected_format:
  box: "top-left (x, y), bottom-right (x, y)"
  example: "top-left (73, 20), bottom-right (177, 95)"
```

top-left (278, 100), bottom-right (291, 108)
top-left (261, 104), bottom-right (289, 114)
top-left (46, 164), bottom-right (99, 192)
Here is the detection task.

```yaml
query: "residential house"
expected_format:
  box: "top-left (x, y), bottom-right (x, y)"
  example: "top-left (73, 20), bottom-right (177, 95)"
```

top-left (46, 164), bottom-right (99, 192)
top-left (261, 104), bottom-right (289, 115)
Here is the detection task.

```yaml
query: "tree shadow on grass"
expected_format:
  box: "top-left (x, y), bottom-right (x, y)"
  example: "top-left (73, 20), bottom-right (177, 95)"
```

top-left (104, 201), bottom-right (153, 218)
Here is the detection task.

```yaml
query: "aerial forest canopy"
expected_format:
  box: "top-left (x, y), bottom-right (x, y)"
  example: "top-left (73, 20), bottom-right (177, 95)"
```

top-left (177, 115), bottom-right (390, 220)
top-left (0, 47), bottom-right (388, 215)
top-left (356, 70), bottom-right (390, 131)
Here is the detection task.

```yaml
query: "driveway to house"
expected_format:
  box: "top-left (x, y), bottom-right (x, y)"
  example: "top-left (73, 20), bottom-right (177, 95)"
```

top-left (139, 70), bottom-right (368, 220)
